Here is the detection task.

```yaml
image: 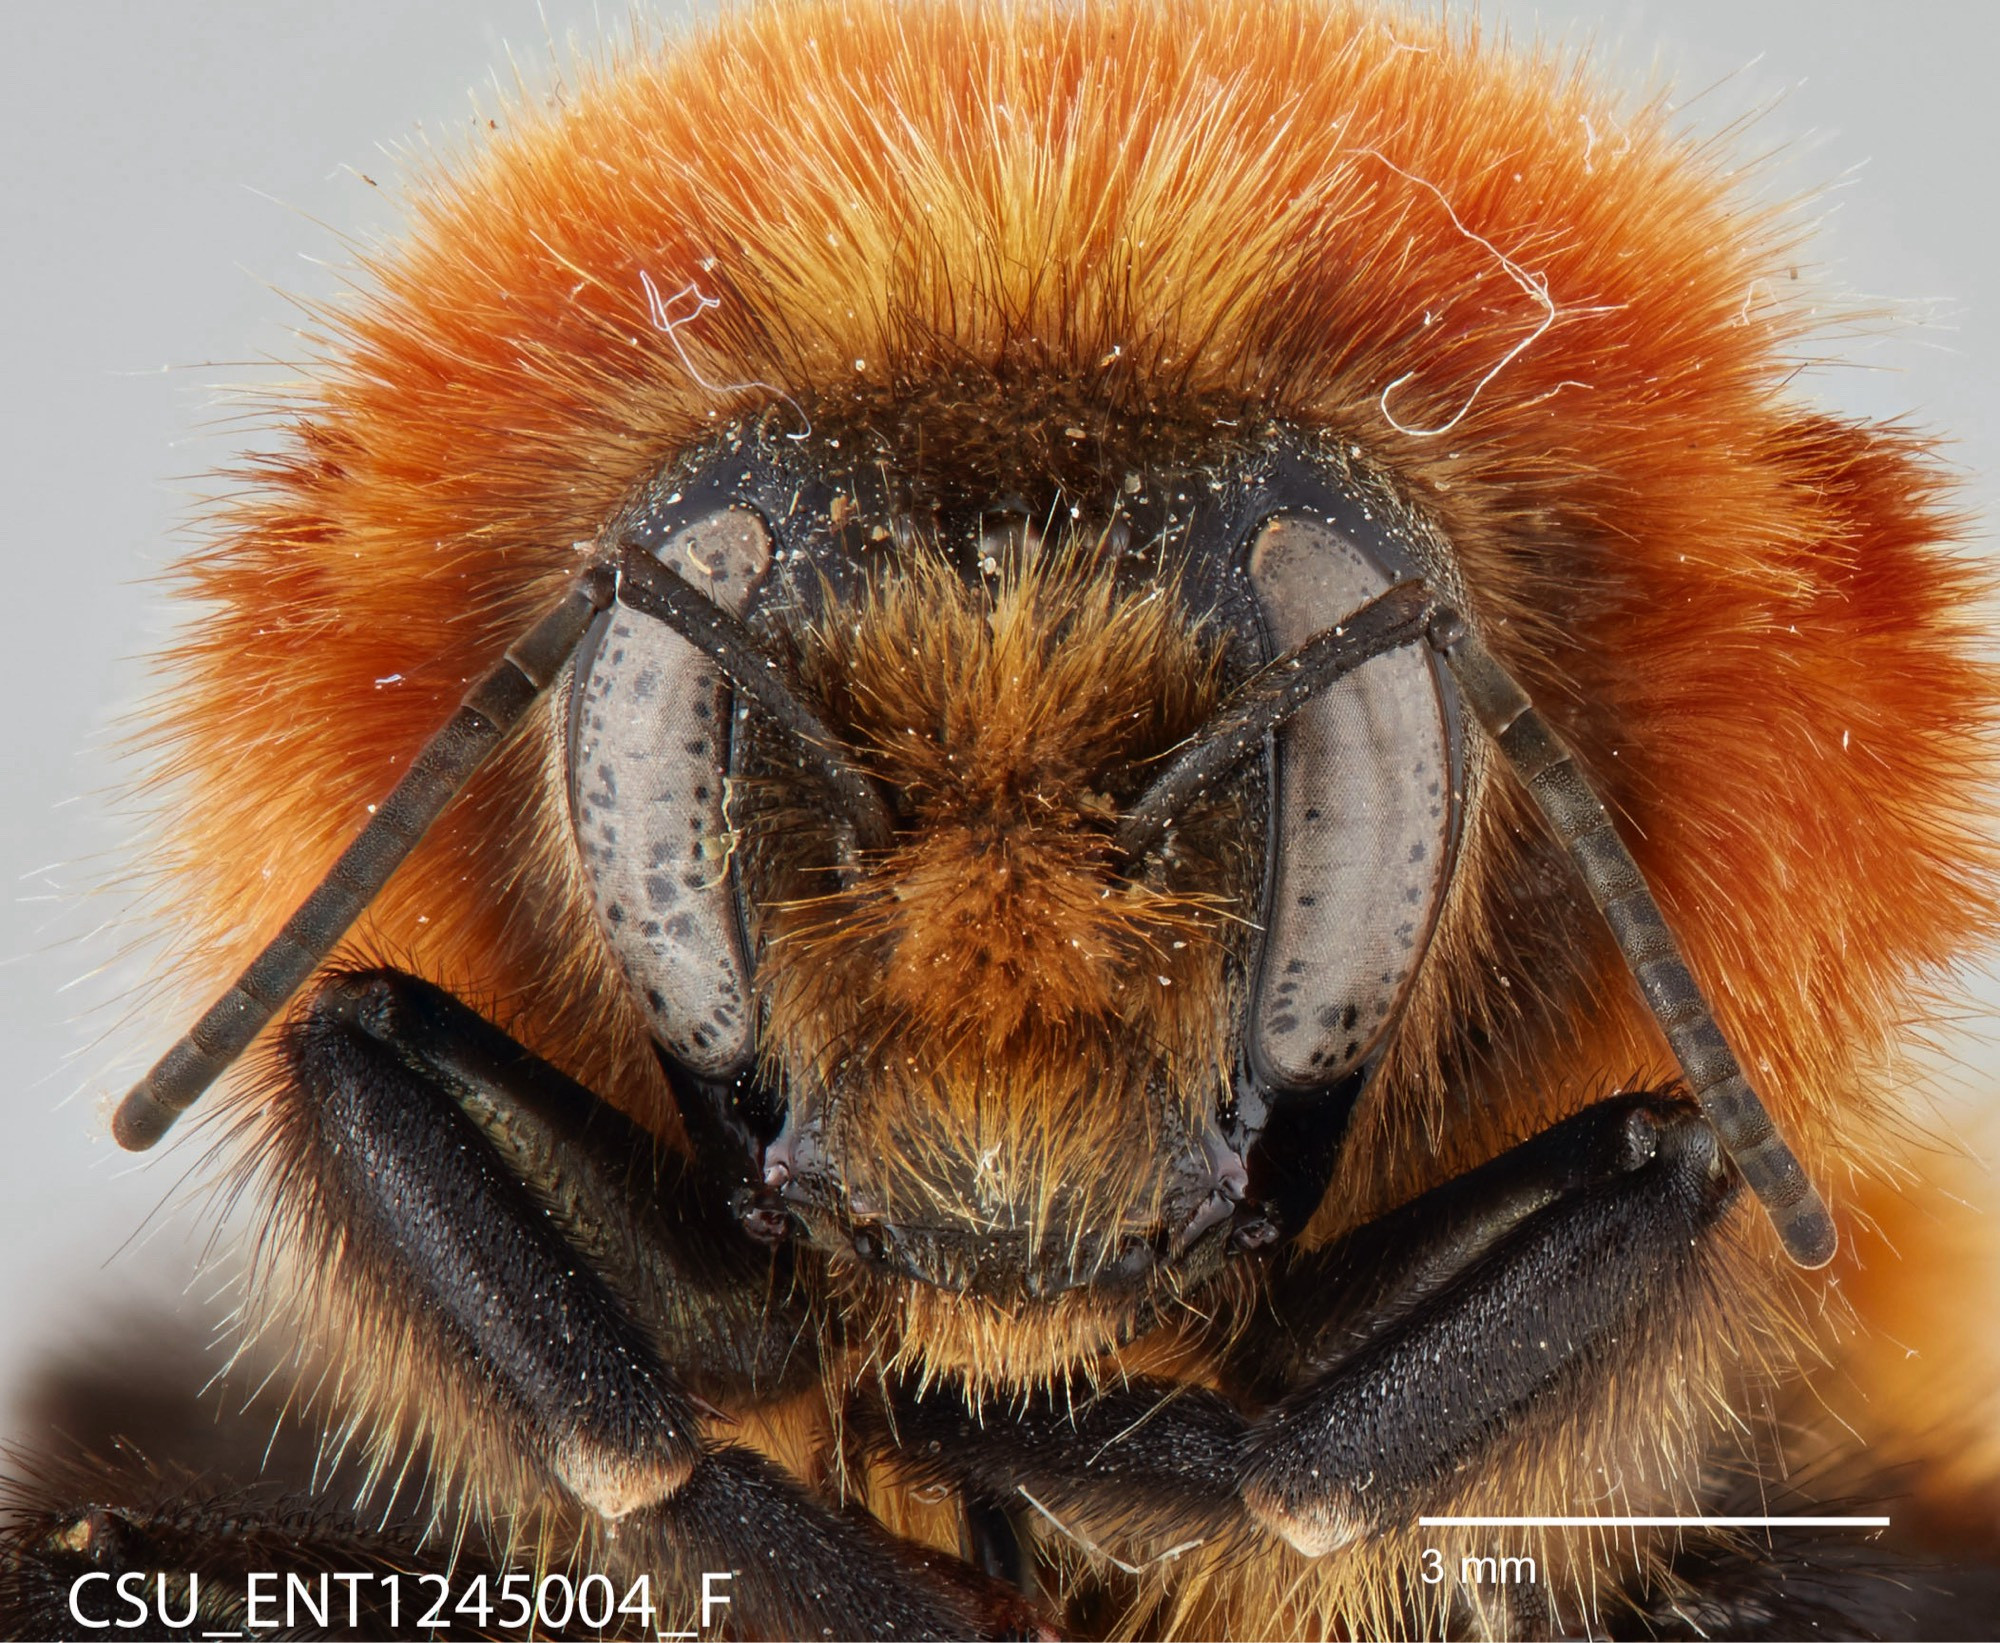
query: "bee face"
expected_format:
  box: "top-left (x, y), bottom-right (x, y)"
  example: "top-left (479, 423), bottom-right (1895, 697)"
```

top-left (562, 420), bottom-right (1469, 1306)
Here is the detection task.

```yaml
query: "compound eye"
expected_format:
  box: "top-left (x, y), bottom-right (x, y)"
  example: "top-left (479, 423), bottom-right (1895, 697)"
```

top-left (565, 506), bottom-right (772, 1075)
top-left (1247, 516), bottom-right (1457, 1089)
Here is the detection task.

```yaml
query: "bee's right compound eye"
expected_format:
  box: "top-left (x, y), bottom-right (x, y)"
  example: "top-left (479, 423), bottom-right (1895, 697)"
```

top-left (565, 506), bottom-right (774, 1079)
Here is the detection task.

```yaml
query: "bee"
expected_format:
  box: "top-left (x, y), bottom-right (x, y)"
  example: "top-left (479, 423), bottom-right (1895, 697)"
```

top-left (6, 0), bottom-right (1998, 1637)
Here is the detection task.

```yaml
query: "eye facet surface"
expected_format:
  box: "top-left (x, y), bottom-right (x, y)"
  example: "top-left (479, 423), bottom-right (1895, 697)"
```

top-left (566, 507), bottom-right (772, 1076)
top-left (1246, 514), bottom-right (1458, 1089)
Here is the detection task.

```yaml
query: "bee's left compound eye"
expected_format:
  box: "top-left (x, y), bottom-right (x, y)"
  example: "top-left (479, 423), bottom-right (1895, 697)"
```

top-left (565, 507), bottom-right (774, 1077)
top-left (1243, 512), bottom-right (1459, 1090)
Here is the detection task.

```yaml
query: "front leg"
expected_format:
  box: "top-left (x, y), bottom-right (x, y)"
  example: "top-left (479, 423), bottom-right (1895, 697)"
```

top-left (233, 967), bottom-right (1039, 1639)
top-left (1236, 1092), bottom-right (1736, 1553)
top-left (879, 1095), bottom-right (1736, 1562)
top-left (277, 968), bottom-right (799, 1515)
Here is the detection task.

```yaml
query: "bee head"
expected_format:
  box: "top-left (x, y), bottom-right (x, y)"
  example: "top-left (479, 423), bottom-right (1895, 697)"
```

top-left (566, 416), bottom-right (1465, 1323)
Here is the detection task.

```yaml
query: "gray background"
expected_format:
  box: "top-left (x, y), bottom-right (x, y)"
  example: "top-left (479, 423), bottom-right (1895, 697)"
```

top-left (3, 1), bottom-right (1995, 1456)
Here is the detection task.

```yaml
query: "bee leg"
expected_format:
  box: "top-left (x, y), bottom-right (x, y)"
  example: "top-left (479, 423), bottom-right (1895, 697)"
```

top-left (0, 1454), bottom-right (511, 1642)
top-left (1235, 1091), bottom-right (1737, 1555)
top-left (272, 968), bottom-right (1043, 1639)
top-left (868, 1378), bottom-right (1251, 1560)
top-left (0, 1448), bottom-right (1049, 1642)
top-left (298, 966), bottom-right (806, 1396)
top-left (278, 967), bottom-right (791, 1516)
top-left (613, 1447), bottom-right (1051, 1641)
top-left (874, 1095), bottom-right (1733, 1571)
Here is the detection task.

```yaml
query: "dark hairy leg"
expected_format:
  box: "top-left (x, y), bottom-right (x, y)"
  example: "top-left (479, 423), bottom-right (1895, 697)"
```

top-left (4, 969), bottom-right (1041, 1642)
top-left (1237, 1092), bottom-right (1737, 1553)
top-left (0, 1459), bottom-right (518, 1643)
top-left (878, 1095), bottom-right (1738, 1563)
top-left (278, 970), bottom-right (785, 1516)
top-left (881, 1100), bottom-right (1993, 1635)
top-left (0, 1451), bottom-right (1046, 1643)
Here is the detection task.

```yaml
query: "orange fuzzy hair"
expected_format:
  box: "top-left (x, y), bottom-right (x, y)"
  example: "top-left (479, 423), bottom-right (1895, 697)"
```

top-left (750, 549), bottom-right (1238, 1251)
top-left (135, 0), bottom-right (1998, 1632)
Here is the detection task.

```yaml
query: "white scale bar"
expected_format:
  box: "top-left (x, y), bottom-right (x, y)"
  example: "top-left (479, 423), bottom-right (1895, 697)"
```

top-left (1420, 1516), bottom-right (1890, 1528)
